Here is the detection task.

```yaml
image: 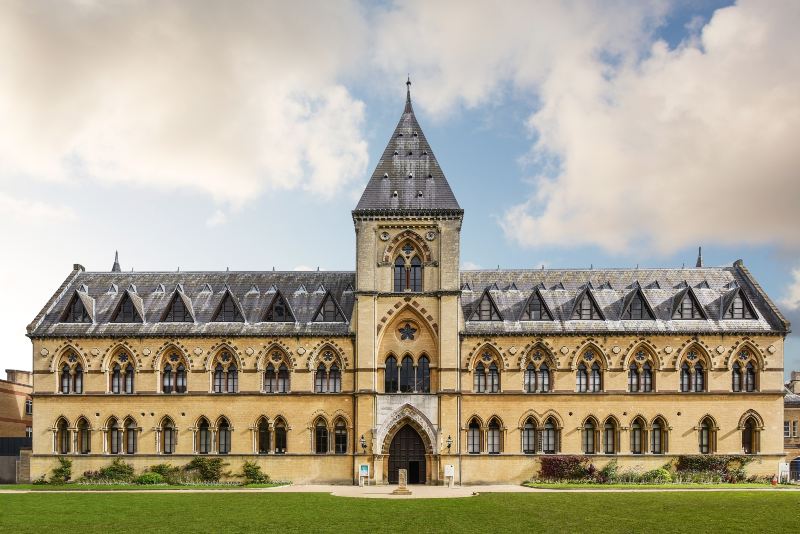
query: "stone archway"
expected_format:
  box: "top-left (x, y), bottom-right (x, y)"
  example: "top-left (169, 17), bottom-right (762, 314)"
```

top-left (387, 425), bottom-right (426, 484)
top-left (374, 404), bottom-right (439, 485)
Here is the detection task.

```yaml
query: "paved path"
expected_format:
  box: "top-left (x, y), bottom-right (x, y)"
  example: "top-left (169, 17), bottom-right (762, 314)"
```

top-left (2, 484), bottom-right (796, 498)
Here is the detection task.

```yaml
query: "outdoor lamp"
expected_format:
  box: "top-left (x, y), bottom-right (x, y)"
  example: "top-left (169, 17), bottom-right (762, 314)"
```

top-left (446, 435), bottom-right (452, 451)
top-left (360, 434), bottom-right (367, 452)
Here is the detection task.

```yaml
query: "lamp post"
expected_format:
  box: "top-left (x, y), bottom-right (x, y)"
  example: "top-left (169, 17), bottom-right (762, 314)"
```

top-left (446, 435), bottom-right (452, 452)
top-left (360, 434), bottom-right (367, 453)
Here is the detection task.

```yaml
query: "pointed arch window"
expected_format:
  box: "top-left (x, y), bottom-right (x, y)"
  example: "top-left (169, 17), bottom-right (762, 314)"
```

top-left (522, 419), bottom-right (536, 454)
top-left (542, 419), bottom-right (558, 454)
top-left (467, 419), bottom-right (481, 454)
top-left (487, 419), bottom-right (501, 454)
top-left (539, 363), bottom-right (550, 392)
top-left (583, 420), bottom-right (597, 454)
top-left (111, 363), bottom-right (122, 394)
top-left (603, 420), bottom-right (617, 454)
top-left (274, 420), bottom-right (287, 454)
top-left (742, 416), bottom-right (759, 454)
top-left (630, 418), bottom-right (645, 455)
top-left (73, 365), bottom-right (83, 394)
top-left (218, 419), bottom-right (231, 454)
top-left (214, 364), bottom-right (225, 393)
top-left (334, 420), bottom-right (348, 454)
top-left (211, 352), bottom-right (237, 393)
top-left (162, 418), bottom-right (176, 454)
top-left (680, 362), bottom-right (692, 392)
top-left (393, 248), bottom-right (424, 293)
top-left (60, 364), bottom-right (71, 394)
top-left (56, 418), bottom-right (70, 454)
top-left (124, 418), bottom-right (137, 454)
top-left (642, 362), bottom-right (653, 392)
top-left (257, 418), bottom-right (270, 454)
top-left (123, 364), bottom-right (134, 394)
top-left (745, 362), bottom-right (756, 392)
top-left (699, 417), bottom-right (716, 454)
top-left (521, 291), bottom-right (552, 321)
top-left (651, 418), bottom-right (667, 454)
top-left (622, 291), bottom-right (654, 320)
top-left (628, 363), bottom-right (639, 392)
top-left (329, 364), bottom-right (342, 393)
top-left (108, 418), bottom-right (122, 455)
top-left (77, 419), bottom-right (91, 454)
top-left (315, 420), bottom-right (329, 454)
top-left (400, 356), bottom-right (414, 393)
top-left (163, 364), bottom-right (174, 393)
top-left (315, 364), bottom-right (327, 393)
top-left (393, 257), bottom-right (406, 292)
top-left (488, 362), bottom-right (500, 393)
top-left (196, 419), bottom-right (211, 454)
top-left (472, 292), bottom-right (501, 321)
top-left (576, 363), bottom-right (588, 392)
top-left (264, 364), bottom-right (277, 393)
top-left (694, 362), bottom-right (705, 392)
top-left (524, 363), bottom-right (536, 393)
top-left (385, 356), bottom-right (398, 393)
top-left (474, 363), bottom-right (487, 393)
top-left (416, 355), bottom-right (430, 393)
top-left (572, 292), bottom-right (603, 320)
top-left (176, 364), bottom-right (187, 393)
top-left (732, 361), bottom-right (743, 392)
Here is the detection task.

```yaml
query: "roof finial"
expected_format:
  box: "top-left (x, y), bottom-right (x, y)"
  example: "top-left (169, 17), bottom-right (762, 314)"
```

top-left (111, 250), bottom-right (121, 272)
top-left (405, 76), bottom-right (413, 113)
top-left (696, 246), bottom-right (703, 268)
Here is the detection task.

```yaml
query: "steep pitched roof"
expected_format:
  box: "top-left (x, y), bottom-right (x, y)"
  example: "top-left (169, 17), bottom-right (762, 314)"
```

top-left (353, 80), bottom-right (461, 214)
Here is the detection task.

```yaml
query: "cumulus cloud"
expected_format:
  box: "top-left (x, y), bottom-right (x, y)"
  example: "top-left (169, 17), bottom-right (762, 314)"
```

top-left (783, 268), bottom-right (800, 311)
top-left (499, 0), bottom-right (800, 253)
top-left (0, 192), bottom-right (76, 225)
top-left (0, 1), bottom-right (369, 204)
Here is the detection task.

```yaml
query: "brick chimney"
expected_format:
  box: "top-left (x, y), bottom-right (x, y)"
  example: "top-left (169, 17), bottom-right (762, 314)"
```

top-left (5, 369), bottom-right (32, 386)
top-left (789, 371), bottom-right (800, 394)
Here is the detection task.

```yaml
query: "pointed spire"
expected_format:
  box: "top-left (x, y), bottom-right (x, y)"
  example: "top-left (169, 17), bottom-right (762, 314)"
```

top-left (111, 251), bottom-right (121, 272)
top-left (696, 246), bottom-right (703, 268)
top-left (354, 78), bottom-right (461, 213)
top-left (405, 76), bottom-right (413, 113)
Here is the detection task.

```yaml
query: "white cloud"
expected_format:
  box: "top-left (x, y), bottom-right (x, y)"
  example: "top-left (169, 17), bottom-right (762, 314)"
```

top-left (206, 209), bottom-right (226, 228)
top-left (782, 268), bottom-right (800, 311)
top-left (0, 1), bottom-right (369, 204)
top-left (500, 0), bottom-right (800, 253)
top-left (0, 192), bottom-right (76, 224)
top-left (461, 261), bottom-right (482, 270)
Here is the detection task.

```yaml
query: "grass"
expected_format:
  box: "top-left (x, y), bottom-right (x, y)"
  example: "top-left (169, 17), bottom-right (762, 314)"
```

top-left (523, 481), bottom-right (783, 490)
top-left (0, 491), bottom-right (798, 533)
top-left (0, 483), bottom-right (286, 491)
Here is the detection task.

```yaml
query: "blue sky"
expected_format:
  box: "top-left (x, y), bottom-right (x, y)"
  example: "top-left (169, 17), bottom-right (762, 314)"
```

top-left (0, 0), bottom-right (798, 375)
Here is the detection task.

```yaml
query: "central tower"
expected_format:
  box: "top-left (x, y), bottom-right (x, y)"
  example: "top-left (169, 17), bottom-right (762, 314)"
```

top-left (351, 80), bottom-right (463, 484)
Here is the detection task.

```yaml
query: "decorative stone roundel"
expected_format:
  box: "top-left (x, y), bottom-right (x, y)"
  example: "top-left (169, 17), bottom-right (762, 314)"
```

top-left (40, 348), bottom-right (49, 357)
top-left (612, 346), bottom-right (621, 354)
top-left (297, 347), bottom-right (306, 355)
top-left (716, 345), bottom-right (725, 354)
top-left (687, 350), bottom-right (698, 361)
top-left (245, 347), bottom-right (254, 356)
top-left (583, 350), bottom-right (595, 362)
top-left (768, 345), bottom-right (776, 354)
top-left (560, 346), bottom-right (569, 355)
top-left (91, 348), bottom-right (100, 356)
top-left (380, 231), bottom-right (390, 241)
top-left (508, 346), bottom-right (517, 355)
top-left (425, 231), bottom-right (436, 241)
top-left (664, 346), bottom-right (673, 354)
top-left (142, 348), bottom-right (151, 356)
top-left (635, 350), bottom-right (645, 361)
top-left (193, 348), bottom-right (203, 355)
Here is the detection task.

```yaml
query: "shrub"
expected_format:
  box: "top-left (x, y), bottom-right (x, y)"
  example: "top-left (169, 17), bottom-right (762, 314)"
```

top-left (538, 456), bottom-right (590, 480)
top-left (643, 468), bottom-right (672, 484)
top-left (241, 461), bottom-right (270, 485)
top-left (149, 463), bottom-right (182, 484)
top-left (136, 472), bottom-right (165, 485)
top-left (98, 458), bottom-right (135, 482)
top-left (675, 455), bottom-right (753, 484)
top-left (50, 457), bottom-right (72, 484)
top-left (184, 457), bottom-right (227, 482)
top-left (595, 459), bottom-right (618, 483)
top-left (32, 474), bottom-right (48, 485)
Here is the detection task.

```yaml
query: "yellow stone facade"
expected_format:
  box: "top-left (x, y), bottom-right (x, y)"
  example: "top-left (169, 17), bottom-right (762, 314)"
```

top-left (27, 91), bottom-right (789, 484)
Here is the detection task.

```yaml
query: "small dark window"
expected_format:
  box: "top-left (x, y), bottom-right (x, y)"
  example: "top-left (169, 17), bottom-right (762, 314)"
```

top-left (724, 292), bottom-right (755, 319)
top-left (314, 294), bottom-right (344, 322)
top-left (473, 293), bottom-right (501, 321)
top-left (522, 292), bottom-right (552, 321)
top-left (315, 421), bottom-right (328, 454)
top-left (218, 420), bottom-right (231, 454)
top-left (265, 293), bottom-right (294, 322)
top-left (213, 293), bottom-right (244, 322)
top-left (673, 292), bottom-right (704, 319)
top-left (112, 293), bottom-right (141, 323)
top-left (334, 421), bottom-right (347, 454)
top-left (572, 293), bottom-right (602, 320)
top-left (163, 293), bottom-right (192, 322)
top-left (63, 295), bottom-right (91, 323)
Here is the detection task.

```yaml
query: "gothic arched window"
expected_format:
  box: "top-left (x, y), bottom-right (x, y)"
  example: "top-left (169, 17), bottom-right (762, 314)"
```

top-left (385, 356), bottom-right (398, 393)
top-left (400, 356), bottom-right (414, 393)
top-left (315, 420), bottom-right (328, 454)
top-left (467, 419), bottom-right (481, 454)
top-left (487, 418), bottom-right (501, 454)
top-left (416, 356), bottom-right (430, 393)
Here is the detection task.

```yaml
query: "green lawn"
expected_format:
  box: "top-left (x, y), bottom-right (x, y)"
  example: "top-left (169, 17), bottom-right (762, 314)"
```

top-left (1, 491), bottom-right (797, 533)
top-left (523, 482), bottom-right (783, 490)
top-left (0, 483), bottom-right (284, 491)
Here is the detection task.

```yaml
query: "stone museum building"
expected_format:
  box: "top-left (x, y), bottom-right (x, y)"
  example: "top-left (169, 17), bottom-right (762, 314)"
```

top-left (27, 83), bottom-right (790, 484)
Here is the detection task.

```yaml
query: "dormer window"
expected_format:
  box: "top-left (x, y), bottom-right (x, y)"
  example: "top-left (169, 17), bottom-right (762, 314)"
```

top-left (212, 292), bottom-right (244, 322)
top-left (62, 294), bottom-right (90, 323)
top-left (163, 293), bottom-right (192, 322)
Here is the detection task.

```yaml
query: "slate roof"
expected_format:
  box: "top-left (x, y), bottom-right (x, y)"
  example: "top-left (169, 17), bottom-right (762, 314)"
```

top-left (785, 388), bottom-right (800, 407)
top-left (460, 261), bottom-right (789, 335)
top-left (353, 80), bottom-right (462, 214)
top-left (28, 268), bottom-right (355, 337)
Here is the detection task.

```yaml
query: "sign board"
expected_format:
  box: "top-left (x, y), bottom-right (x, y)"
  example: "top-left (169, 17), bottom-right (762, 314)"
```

top-left (779, 462), bottom-right (789, 482)
top-left (359, 464), bottom-right (370, 477)
top-left (444, 464), bottom-right (455, 477)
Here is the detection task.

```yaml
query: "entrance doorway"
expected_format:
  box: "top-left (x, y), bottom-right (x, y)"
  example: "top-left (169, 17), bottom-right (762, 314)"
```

top-left (388, 424), bottom-right (426, 484)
